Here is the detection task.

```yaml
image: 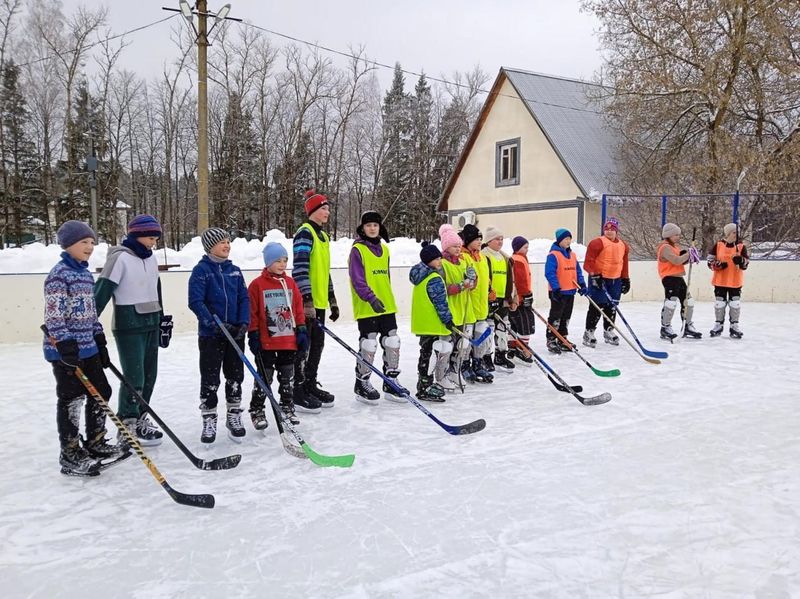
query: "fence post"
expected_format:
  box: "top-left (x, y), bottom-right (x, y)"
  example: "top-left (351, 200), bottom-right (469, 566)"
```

top-left (732, 191), bottom-right (739, 224)
top-left (601, 194), bottom-right (607, 234)
top-left (661, 195), bottom-right (668, 227)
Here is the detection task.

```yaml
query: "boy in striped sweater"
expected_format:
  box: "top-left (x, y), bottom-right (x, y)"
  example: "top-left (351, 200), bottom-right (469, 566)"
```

top-left (44, 221), bottom-right (127, 477)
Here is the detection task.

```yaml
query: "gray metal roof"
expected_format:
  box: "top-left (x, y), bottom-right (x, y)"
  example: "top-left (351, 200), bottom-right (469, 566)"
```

top-left (503, 67), bottom-right (621, 199)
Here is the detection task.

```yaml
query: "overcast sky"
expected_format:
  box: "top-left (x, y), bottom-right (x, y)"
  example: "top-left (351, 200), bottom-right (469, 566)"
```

top-left (57, 0), bottom-right (604, 89)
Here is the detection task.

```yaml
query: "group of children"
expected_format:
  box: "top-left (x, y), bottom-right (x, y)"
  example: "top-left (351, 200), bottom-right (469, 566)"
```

top-left (43, 198), bottom-right (750, 476)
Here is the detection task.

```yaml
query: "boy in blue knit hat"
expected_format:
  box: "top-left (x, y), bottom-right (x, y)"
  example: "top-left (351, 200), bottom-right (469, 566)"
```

top-left (188, 228), bottom-right (250, 443)
top-left (44, 221), bottom-right (128, 476)
top-left (544, 228), bottom-right (586, 353)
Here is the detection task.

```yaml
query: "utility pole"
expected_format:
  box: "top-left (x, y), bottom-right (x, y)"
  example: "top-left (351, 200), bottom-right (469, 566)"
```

top-left (196, 0), bottom-right (209, 232)
top-left (87, 129), bottom-right (98, 230)
top-left (163, 2), bottom-right (239, 235)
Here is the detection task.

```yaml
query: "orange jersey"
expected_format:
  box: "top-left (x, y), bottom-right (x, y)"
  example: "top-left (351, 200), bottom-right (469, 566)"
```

top-left (510, 253), bottom-right (531, 300)
top-left (548, 249), bottom-right (579, 291)
top-left (711, 241), bottom-right (745, 287)
top-left (657, 241), bottom-right (686, 279)
top-left (584, 236), bottom-right (629, 279)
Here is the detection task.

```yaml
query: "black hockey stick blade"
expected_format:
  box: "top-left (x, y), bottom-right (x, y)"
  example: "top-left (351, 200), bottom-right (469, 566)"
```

top-left (197, 454), bottom-right (243, 471)
top-left (163, 483), bottom-right (215, 509)
top-left (547, 374), bottom-right (583, 394)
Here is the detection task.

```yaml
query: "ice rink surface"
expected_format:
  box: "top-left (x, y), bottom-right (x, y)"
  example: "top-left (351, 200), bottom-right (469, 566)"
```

top-left (1, 302), bottom-right (798, 598)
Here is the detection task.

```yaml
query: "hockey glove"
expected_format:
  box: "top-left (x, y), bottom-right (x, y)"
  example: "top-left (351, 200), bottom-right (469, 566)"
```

top-left (578, 285), bottom-right (589, 296)
top-left (159, 314), bottom-right (173, 348)
top-left (329, 295), bottom-right (340, 322)
top-left (247, 330), bottom-right (261, 355)
top-left (303, 295), bottom-right (317, 321)
top-left (56, 338), bottom-right (81, 372)
top-left (713, 260), bottom-right (728, 270)
top-left (732, 254), bottom-right (744, 266)
top-left (621, 278), bottom-right (631, 295)
top-left (295, 326), bottom-right (309, 352)
top-left (94, 333), bottom-right (110, 369)
top-left (488, 298), bottom-right (501, 315)
top-left (368, 297), bottom-right (386, 314)
top-left (522, 294), bottom-right (533, 308)
top-left (588, 274), bottom-right (603, 290)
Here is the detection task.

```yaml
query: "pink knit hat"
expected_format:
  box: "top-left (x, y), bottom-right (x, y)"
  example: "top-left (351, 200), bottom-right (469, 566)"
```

top-left (439, 223), bottom-right (463, 252)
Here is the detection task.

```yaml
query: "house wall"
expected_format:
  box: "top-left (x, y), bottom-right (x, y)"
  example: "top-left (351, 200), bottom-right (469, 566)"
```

top-left (446, 77), bottom-right (588, 240)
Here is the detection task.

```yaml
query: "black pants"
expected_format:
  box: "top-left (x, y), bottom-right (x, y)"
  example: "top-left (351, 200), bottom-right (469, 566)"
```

top-left (714, 286), bottom-right (742, 300)
top-left (417, 336), bottom-right (436, 379)
top-left (251, 349), bottom-right (296, 410)
top-left (547, 292), bottom-right (575, 340)
top-left (662, 276), bottom-right (688, 318)
top-left (51, 354), bottom-right (111, 447)
top-left (295, 308), bottom-right (326, 387)
top-left (357, 313), bottom-right (398, 340)
top-left (198, 335), bottom-right (245, 411)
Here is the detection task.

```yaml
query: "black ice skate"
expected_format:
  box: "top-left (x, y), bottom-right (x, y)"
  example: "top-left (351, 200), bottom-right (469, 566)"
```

top-left (493, 351), bottom-right (515, 371)
top-left (471, 357), bottom-right (494, 383)
top-left (201, 413), bottom-right (217, 444)
top-left (280, 400), bottom-right (300, 425)
top-left (382, 369), bottom-right (406, 403)
top-left (304, 380), bottom-right (335, 408)
top-left (354, 377), bottom-right (381, 404)
top-left (225, 406), bottom-right (246, 443)
top-left (582, 329), bottom-right (597, 348)
top-left (709, 322), bottom-right (724, 337)
top-left (729, 323), bottom-right (743, 339)
top-left (60, 441), bottom-right (101, 477)
top-left (249, 409), bottom-right (268, 431)
top-left (660, 325), bottom-right (678, 342)
top-left (682, 322), bottom-right (702, 339)
top-left (546, 338), bottom-right (562, 354)
top-left (416, 376), bottom-right (446, 402)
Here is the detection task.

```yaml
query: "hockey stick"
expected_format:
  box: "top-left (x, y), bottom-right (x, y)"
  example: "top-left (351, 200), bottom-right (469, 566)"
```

top-left (681, 227), bottom-right (698, 337)
top-left (581, 290), bottom-right (662, 364)
top-left (319, 323), bottom-right (486, 435)
top-left (450, 323), bottom-right (492, 347)
top-left (106, 362), bottom-right (242, 470)
top-left (42, 326), bottom-right (214, 509)
top-left (600, 287), bottom-right (669, 359)
top-left (530, 305), bottom-right (620, 377)
top-left (253, 351), bottom-right (306, 460)
top-left (214, 316), bottom-right (354, 468)
top-left (492, 317), bottom-right (611, 406)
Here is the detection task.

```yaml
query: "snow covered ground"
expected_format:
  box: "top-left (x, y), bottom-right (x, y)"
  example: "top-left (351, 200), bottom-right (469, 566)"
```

top-left (1, 302), bottom-right (798, 598)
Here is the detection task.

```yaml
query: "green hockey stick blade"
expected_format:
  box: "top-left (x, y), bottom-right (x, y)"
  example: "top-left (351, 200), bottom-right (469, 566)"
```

top-left (591, 366), bottom-right (621, 377)
top-left (301, 443), bottom-right (355, 468)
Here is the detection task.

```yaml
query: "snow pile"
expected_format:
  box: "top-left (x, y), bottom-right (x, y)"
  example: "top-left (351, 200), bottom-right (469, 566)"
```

top-left (0, 231), bottom-right (585, 274)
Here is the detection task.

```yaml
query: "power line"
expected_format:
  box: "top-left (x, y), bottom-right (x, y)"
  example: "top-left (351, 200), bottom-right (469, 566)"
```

top-left (16, 14), bottom-right (178, 69)
top-left (238, 19), bottom-right (606, 116)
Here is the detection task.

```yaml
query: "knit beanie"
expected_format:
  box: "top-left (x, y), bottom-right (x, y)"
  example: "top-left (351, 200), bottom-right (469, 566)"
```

top-left (304, 189), bottom-right (329, 217)
top-left (723, 223), bottom-right (738, 237)
top-left (603, 217), bottom-right (619, 232)
top-left (661, 223), bottom-right (681, 239)
top-left (439, 223), bottom-right (463, 252)
top-left (420, 241), bottom-right (442, 264)
top-left (57, 220), bottom-right (97, 249)
top-left (511, 235), bottom-right (528, 253)
top-left (357, 210), bottom-right (389, 243)
top-left (484, 226), bottom-right (503, 242)
top-left (459, 224), bottom-right (482, 247)
top-left (555, 228), bottom-right (572, 244)
top-left (263, 242), bottom-right (288, 267)
top-left (127, 214), bottom-right (162, 238)
top-left (201, 227), bottom-right (230, 253)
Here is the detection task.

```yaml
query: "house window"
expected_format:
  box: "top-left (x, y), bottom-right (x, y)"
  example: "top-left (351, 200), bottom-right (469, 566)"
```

top-left (496, 138), bottom-right (520, 187)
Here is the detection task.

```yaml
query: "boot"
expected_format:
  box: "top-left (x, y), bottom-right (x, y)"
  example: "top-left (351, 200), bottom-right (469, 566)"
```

top-left (709, 322), bottom-right (724, 337)
top-left (201, 412), bottom-right (217, 443)
top-left (682, 322), bottom-right (702, 339)
top-left (582, 329), bottom-right (597, 348)
top-left (59, 439), bottom-right (101, 477)
top-left (225, 402), bottom-right (246, 443)
top-left (493, 351), bottom-right (515, 371)
top-left (660, 325), bottom-right (678, 341)
top-left (603, 329), bottom-right (619, 346)
top-left (416, 376), bottom-right (446, 402)
top-left (472, 357), bottom-right (494, 383)
top-left (729, 323), bottom-right (743, 339)
top-left (546, 337), bottom-right (562, 354)
top-left (354, 376), bottom-right (381, 404)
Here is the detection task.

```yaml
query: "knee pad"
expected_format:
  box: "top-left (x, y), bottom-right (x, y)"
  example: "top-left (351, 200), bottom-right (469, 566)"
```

top-left (360, 334), bottom-right (378, 354)
top-left (664, 297), bottom-right (678, 311)
top-left (729, 298), bottom-right (741, 310)
top-left (474, 320), bottom-right (489, 335)
top-left (715, 298), bottom-right (728, 310)
top-left (382, 332), bottom-right (401, 350)
top-left (432, 339), bottom-right (453, 355)
top-left (685, 297), bottom-right (695, 308)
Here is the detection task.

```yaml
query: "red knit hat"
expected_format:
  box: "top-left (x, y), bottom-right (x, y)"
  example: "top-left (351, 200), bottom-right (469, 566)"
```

top-left (304, 189), bottom-right (329, 216)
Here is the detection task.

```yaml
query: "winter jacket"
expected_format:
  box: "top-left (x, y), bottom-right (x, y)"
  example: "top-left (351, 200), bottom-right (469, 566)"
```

top-left (409, 262), bottom-right (452, 326)
top-left (545, 243), bottom-right (586, 295)
top-left (248, 269), bottom-right (306, 351)
top-left (94, 245), bottom-right (162, 333)
top-left (43, 252), bottom-right (104, 361)
top-left (188, 255), bottom-right (250, 337)
top-left (348, 235), bottom-right (388, 304)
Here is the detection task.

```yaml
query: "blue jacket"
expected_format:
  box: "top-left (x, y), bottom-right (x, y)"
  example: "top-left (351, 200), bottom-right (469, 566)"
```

top-left (409, 262), bottom-right (452, 326)
top-left (544, 242), bottom-right (585, 295)
top-left (188, 255), bottom-right (250, 337)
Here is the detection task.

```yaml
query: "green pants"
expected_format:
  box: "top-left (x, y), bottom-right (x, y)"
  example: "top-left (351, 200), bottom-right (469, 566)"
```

top-left (114, 329), bottom-right (159, 419)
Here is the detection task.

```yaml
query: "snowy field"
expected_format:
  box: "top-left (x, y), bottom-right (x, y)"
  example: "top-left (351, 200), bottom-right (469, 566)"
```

top-left (1, 302), bottom-right (798, 598)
